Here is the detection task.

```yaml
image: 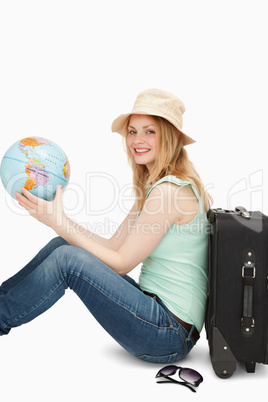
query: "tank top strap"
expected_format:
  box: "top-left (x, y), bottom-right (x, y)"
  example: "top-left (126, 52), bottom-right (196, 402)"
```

top-left (145, 175), bottom-right (201, 201)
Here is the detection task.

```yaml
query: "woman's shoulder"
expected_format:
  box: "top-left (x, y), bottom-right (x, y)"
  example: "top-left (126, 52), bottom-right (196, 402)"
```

top-left (143, 176), bottom-right (200, 225)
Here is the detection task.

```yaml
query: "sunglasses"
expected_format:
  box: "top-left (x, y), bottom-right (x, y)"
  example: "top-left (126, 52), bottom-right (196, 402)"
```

top-left (156, 365), bottom-right (203, 393)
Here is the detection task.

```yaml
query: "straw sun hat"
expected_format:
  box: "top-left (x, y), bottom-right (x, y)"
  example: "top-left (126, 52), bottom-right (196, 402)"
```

top-left (111, 88), bottom-right (195, 146)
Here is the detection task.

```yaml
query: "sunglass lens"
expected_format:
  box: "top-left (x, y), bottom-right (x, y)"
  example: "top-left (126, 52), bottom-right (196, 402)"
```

top-left (179, 368), bottom-right (203, 386)
top-left (155, 365), bottom-right (178, 378)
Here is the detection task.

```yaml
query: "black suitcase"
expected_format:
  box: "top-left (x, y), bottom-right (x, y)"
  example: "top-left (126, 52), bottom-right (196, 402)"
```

top-left (205, 206), bottom-right (268, 378)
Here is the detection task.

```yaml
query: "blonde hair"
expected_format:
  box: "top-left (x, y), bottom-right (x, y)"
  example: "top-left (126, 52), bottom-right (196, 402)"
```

top-left (123, 115), bottom-right (212, 212)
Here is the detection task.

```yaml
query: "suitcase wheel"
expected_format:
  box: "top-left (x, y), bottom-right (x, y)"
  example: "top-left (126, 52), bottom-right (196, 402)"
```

top-left (245, 362), bottom-right (256, 373)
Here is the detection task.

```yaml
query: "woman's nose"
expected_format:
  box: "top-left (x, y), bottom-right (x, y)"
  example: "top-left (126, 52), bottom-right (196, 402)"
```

top-left (134, 132), bottom-right (145, 144)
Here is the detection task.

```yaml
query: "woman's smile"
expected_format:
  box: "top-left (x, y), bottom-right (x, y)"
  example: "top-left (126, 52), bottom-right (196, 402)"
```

top-left (134, 147), bottom-right (151, 155)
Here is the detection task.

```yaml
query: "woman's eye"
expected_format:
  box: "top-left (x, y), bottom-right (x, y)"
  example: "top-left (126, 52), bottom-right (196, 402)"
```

top-left (147, 130), bottom-right (155, 134)
top-left (128, 130), bottom-right (136, 135)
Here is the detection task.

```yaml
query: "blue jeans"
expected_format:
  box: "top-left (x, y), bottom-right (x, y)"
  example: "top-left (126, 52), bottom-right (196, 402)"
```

top-left (0, 237), bottom-right (196, 363)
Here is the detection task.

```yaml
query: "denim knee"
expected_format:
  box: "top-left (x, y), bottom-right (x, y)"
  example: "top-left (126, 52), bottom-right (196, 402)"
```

top-left (48, 236), bottom-right (69, 248)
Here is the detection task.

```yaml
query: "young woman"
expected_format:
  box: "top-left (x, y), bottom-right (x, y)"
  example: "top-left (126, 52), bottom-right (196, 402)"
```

top-left (0, 88), bottom-right (211, 364)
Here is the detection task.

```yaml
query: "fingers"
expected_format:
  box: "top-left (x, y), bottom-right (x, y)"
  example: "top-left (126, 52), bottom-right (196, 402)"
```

top-left (15, 192), bottom-right (30, 207)
top-left (14, 185), bottom-right (66, 229)
top-left (15, 193), bottom-right (37, 217)
top-left (55, 185), bottom-right (63, 199)
top-left (18, 185), bottom-right (63, 203)
top-left (15, 189), bottom-right (38, 207)
top-left (20, 187), bottom-right (39, 204)
top-left (15, 189), bottom-right (42, 218)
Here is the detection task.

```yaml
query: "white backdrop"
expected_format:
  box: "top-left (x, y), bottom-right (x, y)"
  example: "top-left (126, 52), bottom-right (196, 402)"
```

top-left (0, 1), bottom-right (267, 401)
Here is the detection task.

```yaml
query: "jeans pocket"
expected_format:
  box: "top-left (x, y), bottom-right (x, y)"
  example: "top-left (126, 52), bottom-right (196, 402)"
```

top-left (137, 352), bottom-right (179, 364)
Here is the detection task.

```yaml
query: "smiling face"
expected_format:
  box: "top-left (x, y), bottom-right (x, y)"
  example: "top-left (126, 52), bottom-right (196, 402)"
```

top-left (126, 114), bottom-right (158, 172)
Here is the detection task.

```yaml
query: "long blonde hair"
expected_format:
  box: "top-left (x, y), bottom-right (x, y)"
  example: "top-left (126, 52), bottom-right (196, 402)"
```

top-left (123, 115), bottom-right (212, 212)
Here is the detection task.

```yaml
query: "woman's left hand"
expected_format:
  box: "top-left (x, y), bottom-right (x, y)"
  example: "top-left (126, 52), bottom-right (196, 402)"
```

top-left (15, 185), bottom-right (67, 231)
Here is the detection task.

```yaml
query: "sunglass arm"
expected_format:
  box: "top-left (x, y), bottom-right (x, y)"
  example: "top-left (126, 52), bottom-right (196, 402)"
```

top-left (156, 376), bottom-right (196, 393)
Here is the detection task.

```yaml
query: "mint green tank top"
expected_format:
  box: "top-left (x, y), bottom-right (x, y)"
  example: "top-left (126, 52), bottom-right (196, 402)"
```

top-left (138, 175), bottom-right (208, 333)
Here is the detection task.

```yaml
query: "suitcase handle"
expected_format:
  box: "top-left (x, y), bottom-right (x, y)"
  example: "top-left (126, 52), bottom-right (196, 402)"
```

top-left (207, 206), bottom-right (251, 221)
top-left (241, 249), bottom-right (255, 337)
top-left (235, 206), bottom-right (251, 219)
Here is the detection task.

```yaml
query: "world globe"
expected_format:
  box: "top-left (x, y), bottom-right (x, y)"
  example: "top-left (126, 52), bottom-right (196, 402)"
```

top-left (0, 136), bottom-right (71, 201)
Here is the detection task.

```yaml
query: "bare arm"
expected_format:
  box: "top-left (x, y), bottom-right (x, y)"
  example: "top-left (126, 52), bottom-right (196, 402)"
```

top-left (16, 183), bottom-right (198, 276)
top-left (55, 183), bottom-right (198, 274)
top-left (66, 202), bottom-right (139, 251)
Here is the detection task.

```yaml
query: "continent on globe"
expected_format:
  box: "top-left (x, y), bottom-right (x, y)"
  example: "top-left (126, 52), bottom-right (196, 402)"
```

top-left (24, 164), bottom-right (52, 191)
top-left (20, 137), bottom-right (50, 157)
top-left (63, 160), bottom-right (70, 180)
top-left (0, 136), bottom-right (71, 201)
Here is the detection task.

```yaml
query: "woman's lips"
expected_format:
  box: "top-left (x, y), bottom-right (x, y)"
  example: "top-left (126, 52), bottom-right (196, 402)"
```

top-left (134, 148), bottom-right (151, 155)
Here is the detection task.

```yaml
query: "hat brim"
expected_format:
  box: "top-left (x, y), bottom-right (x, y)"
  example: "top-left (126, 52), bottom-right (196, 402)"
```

top-left (111, 110), bottom-right (196, 146)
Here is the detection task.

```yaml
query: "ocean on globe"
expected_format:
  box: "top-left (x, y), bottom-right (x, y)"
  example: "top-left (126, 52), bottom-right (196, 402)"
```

top-left (0, 136), bottom-right (71, 201)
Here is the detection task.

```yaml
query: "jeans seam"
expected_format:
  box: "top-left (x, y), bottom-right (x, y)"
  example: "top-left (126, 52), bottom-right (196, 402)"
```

top-left (65, 272), bottom-right (176, 330)
top-left (4, 278), bottom-right (65, 328)
top-left (161, 307), bottom-right (173, 327)
top-left (138, 352), bottom-right (178, 359)
top-left (171, 321), bottom-right (188, 357)
top-left (180, 326), bottom-right (188, 356)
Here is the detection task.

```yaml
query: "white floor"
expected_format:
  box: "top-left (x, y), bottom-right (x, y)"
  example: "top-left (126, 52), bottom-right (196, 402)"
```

top-left (1, 290), bottom-right (267, 402)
